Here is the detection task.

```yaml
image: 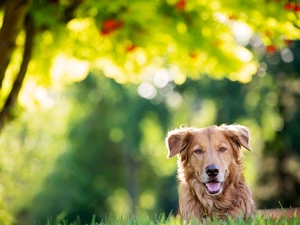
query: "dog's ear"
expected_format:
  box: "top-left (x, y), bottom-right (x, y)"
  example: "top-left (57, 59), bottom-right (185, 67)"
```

top-left (165, 128), bottom-right (193, 158)
top-left (221, 124), bottom-right (251, 151)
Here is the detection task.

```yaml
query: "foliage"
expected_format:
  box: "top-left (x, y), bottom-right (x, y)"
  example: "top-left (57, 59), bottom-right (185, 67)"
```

top-left (1, 0), bottom-right (300, 131)
top-left (26, 0), bottom-right (300, 82)
top-left (0, 88), bottom-right (70, 224)
top-left (16, 73), bottom-right (174, 224)
top-left (254, 41), bottom-right (300, 208)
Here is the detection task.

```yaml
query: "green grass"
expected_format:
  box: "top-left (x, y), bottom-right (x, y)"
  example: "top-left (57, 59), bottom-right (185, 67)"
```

top-left (45, 212), bottom-right (300, 225)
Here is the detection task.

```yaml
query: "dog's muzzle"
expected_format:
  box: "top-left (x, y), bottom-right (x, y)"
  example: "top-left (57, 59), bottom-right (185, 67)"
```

top-left (202, 165), bottom-right (226, 195)
top-left (203, 180), bottom-right (224, 195)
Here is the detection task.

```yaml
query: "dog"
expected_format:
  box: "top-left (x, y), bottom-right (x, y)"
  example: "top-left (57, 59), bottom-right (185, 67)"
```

top-left (165, 124), bottom-right (254, 221)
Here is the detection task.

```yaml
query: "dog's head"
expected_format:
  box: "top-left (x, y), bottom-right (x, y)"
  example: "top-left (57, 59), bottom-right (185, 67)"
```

top-left (166, 124), bottom-right (251, 196)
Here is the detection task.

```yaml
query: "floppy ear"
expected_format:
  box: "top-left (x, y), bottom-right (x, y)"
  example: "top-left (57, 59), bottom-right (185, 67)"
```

top-left (165, 128), bottom-right (193, 158)
top-left (221, 124), bottom-right (251, 151)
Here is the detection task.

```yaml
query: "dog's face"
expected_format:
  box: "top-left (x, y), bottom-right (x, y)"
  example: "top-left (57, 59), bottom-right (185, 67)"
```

top-left (166, 124), bottom-right (251, 196)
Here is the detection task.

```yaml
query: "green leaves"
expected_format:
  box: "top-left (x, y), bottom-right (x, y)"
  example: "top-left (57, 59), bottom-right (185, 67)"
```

top-left (24, 0), bottom-right (300, 86)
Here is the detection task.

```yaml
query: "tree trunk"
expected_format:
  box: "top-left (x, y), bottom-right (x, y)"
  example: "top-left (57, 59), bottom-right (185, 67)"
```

top-left (0, 0), bottom-right (32, 89)
top-left (0, 16), bottom-right (35, 132)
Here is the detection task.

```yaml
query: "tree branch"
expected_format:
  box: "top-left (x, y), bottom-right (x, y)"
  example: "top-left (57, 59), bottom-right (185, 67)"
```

top-left (63, 0), bottom-right (83, 23)
top-left (0, 0), bottom-right (32, 89)
top-left (0, 0), bottom-right (9, 9)
top-left (0, 16), bottom-right (36, 133)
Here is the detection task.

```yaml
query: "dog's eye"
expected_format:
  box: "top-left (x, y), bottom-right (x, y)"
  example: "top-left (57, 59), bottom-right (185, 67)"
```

top-left (194, 149), bottom-right (203, 154)
top-left (219, 147), bottom-right (227, 152)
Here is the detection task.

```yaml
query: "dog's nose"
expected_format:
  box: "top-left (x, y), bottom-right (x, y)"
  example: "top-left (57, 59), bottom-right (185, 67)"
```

top-left (205, 164), bottom-right (219, 177)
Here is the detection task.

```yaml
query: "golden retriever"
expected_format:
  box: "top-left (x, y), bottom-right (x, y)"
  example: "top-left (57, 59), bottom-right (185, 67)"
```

top-left (165, 124), bottom-right (254, 221)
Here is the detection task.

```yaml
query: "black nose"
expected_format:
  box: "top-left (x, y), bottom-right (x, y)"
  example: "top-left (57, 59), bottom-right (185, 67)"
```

top-left (205, 164), bottom-right (219, 177)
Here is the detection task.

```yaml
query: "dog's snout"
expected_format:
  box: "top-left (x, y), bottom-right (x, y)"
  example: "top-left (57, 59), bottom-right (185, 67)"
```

top-left (205, 164), bottom-right (219, 177)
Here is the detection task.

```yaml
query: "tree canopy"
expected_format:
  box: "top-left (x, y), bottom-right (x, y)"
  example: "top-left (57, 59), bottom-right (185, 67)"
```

top-left (1, 1), bottom-right (300, 224)
top-left (0, 0), bottom-right (300, 130)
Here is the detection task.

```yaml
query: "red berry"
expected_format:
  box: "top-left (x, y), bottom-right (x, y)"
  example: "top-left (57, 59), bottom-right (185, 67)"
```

top-left (284, 2), bottom-right (295, 10)
top-left (284, 39), bottom-right (293, 46)
top-left (294, 4), bottom-right (300, 12)
top-left (175, 0), bottom-right (186, 11)
top-left (125, 45), bottom-right (137, 52)
top-left (100, 19), bottom-right (124, 35)
top-left (266, 45), bottom-right (277, 54)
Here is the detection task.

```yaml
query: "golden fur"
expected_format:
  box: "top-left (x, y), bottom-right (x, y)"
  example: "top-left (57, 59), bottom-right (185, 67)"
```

top-left (166, 124), bottom-right (254, 221)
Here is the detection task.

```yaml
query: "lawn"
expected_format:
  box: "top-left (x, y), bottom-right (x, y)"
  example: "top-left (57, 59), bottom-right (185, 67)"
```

top-left (45, 212), bottom-right (300, 225)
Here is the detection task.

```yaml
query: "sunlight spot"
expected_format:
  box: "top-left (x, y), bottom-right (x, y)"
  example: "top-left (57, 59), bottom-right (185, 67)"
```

top-left (266, 17), bottom-right (277, 27)
top-left (109, 128), bottom-right (124, 143)
top-left (42, 31), bottom-right (53, 45)
top-left (245, 91), bottom-right (260, 107)
top-left (235, 46), bottom-right (253, 62)
top-left (249, 35), bottom-right (263, 48)
top-left (214, 12), bottom-right (227, 23)
top-left (200, 12), bottom-right (210, 21)
top-left (236, 62), bottom-right (257, 83)
top-left (35, 87), bottom-right (55, 109)
top-left (88, 7), bottom-right (98, 16)
top-left (281, 48), bottom-right (294, 63)
top-left (228, 72), bottom-right (238, 81)
top-left (153, 69), bottom-right (169, 88)
top-left (284, 156), bottom-right (300, 181)
top-left (95, 59), bottom-right (125, 83)
top-left (257, 68), bottom-right (266, 77)
top-left (20, 82), bottom-right (57, 111)
top-left (66, 60), bottom-right (89, 82)
top-left (272, 116), bottom-right (284, 132)
top-left (159, 83), bottom-right (174, 96)
top-left (138, 83), bottom-right (157, 99)
top-left (0, 12), bottom-right (3, 24)
top-left (265, 92), bottom-right (278, 107)
top-left (266, 53), bottom-right (280, 65)
top-left (16, 31), bottom-right (25, 46)
top-left (211, 1), bottom-right (220, 9)
top-left (67, 18), bottom-right (92, 32)
top-left (166, 92), bottom-right (183, 108)
top-left (139, 191), bottom-right (156, 210)
top-left (177, 22), bottom-right (187, 34)
top-left (201, 26), bottom-right (212, 37)
top-left (257, 62), bottom-right (267, 77)
top-left (135, 49), bottom-right (147, 65)
top-left (292, 79), bottom-right (300, 94)
top-left (125, 60), bottom-right (134, 71)
top-left (238, 72), bottom-right (251, 83)
top-left (106, 189), bottom-right (131, 216)
top-left (169, 65), bottom-right (186, 85)
top-left (105, 65), bottom-right (122, 79)
top-left (51, 54), bottom-right (89, 84)
top-left (19, 81), bottom-right (38, 112)
top-left (191, 100), bottom-right (217, 127)
top-left (232, 22), bottom-right (253, 46)
top-left (157, 33), bottom-right (173, 44)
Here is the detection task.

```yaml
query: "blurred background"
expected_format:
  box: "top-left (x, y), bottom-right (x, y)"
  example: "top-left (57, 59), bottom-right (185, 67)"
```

top-left (0, 0), bottom-right (300, 224)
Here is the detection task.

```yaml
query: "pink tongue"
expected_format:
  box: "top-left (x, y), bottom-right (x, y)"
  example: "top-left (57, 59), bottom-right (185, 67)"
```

top-left (206, 182), bottom-right (221, 192)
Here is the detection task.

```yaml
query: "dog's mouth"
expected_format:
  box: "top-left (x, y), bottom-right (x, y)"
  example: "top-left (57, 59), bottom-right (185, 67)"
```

top-left (203, 181), bottom-right (223, 195)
